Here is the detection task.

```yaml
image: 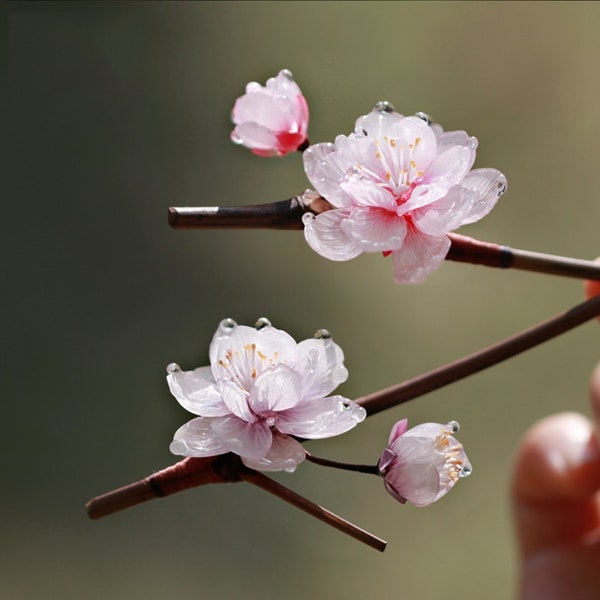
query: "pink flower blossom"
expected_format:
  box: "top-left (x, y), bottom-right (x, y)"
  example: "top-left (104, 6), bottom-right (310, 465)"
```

top-left (231, 69), bottom-right (309, 157)
top-left (302, 102), bottom-right (507, 283)
top-left (168, 318), bottom-right (365, 472)
top-left (378, 419), bottom-right (472, 506)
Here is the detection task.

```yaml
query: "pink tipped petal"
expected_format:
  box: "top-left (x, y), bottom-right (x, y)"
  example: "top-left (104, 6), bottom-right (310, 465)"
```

top-left (343, 205), bottom-right (407, 252)
top-left (459, 168), bottom-right (507, 225)
top-left (388, 419), bottom-right (409, 444)
top-left (391, 231), bottom-right (450, 284)
top-left (241, 434), bottom-right (306, 473)
top-left (303, 210), bottom-right (364, 261)
top-left (170, 417), bottom-right (228, 457)
top-left (250, 365), bottom-right (301, 414)
top-left (295, 338), bottom-right (348, 397)
top-left (167, 367), bottom-right (229, 417)
top-left (211, 416), bottom-right (272, 459)
top-left (277, 396), bottom-right (366, 439)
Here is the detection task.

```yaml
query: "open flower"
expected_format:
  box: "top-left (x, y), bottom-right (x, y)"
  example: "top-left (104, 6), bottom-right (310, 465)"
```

top-left (302, 102), bottom-right (507, 283)
top-left (231, 69), bottom-right (309, 157)
top-left (168, 318), bottom-right (365, 472)
top-left (378, 419), bottom-right (472, 506)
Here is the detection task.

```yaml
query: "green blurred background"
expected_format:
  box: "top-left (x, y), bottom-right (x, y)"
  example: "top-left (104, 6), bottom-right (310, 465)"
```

top-left (4, 2), bottom-right (600, 598)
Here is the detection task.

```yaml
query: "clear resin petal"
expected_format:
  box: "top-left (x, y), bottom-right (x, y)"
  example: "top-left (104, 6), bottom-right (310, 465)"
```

top-left (170, 417), bottom-right (227, 457)
top-left (249, 364), bottom-right (301, 414)
top-left (241, 434), bottom-right (306, 472)
top-left (303, 210), bottom-right (364, 261)
top-left (391, 231), bottom-right (451, 284)
top-left (295, 337), bottom-right (348, 398)
top-left (211, 415), bottom-right (273, 459)
top-left (167, 366), bottom-right (229, 417)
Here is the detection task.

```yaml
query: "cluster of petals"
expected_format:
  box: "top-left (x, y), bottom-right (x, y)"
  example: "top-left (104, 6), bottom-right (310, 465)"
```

top-left (302, 103), bottom-right (507, 283)
top-left (168, 318), bottom-right (366, 472)
top-left (378, 419), bottom-right (472, 507)
top-left (230, 69), bottom-right (309, 157)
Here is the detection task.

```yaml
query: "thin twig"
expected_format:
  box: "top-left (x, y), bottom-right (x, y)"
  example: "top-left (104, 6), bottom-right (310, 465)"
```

top-left (356, 293), bottom-right (600, 416)
top-left (168, 196), bottom-right (600, 281)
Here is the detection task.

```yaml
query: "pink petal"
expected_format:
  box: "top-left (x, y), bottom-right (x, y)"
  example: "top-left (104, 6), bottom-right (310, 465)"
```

top-left (391, 230), bottom-right (450, 284)
top-left (277, 395), bottom-right (366, 439)
top-left (241, 434), bottom-right (306, 472)
top-left (340, 176), bottom-right (398, 210)
top-left (343, 205), bottom-right (407, 252)
top-left (232, 91), bottom-right (290, 131)
top-left (410, 187), bottom-right (472, 237)
top-left (167, 366), bottom-right (229, 417)
top-left (302, 210), bottom-right (364, 261)
top-left (425, 145), bottom-right (476, 189)
top-left (249, 365), bottom-right (301, 414)
top-left (169, 417), bottom-right (227, 457)
top-left (303, 142), bottom-right (353, 208)
top-left (231, 122), bottom-right (278, 152)
top-left (388, 418), bottom-right (409, 445)
top-left (219, 380), bottom-right (255, 422)
top-left (386, 116), bottom-right (438, 174)
top-left (211, 415), bottom-right (272, 459)
top-left (295, 338), bottom-right (348, 397)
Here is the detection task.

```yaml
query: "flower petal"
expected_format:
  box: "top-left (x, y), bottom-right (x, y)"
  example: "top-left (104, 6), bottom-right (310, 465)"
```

top-left (277, 396), bottom-right (366, 439)
top-left (169, 417), bottom-right (228, 457)
top-left (241, 434), bottom-right (306, 472)
top-left (391, 230), bottom-right (450, 284)
top-left (303, 142), bottom-right (353, 208)
top-left (303, 210), bottom-right (364, 261)
top-left (167, 366), bottom-right (229, 417)
top-left (219, 380), bottom-right (255, 422)
top-left (249, 364), bottom-right (301, 414)
top-left (425, 145), bottom-right (476, 189)
top-left (295, 337), bottom-right (348, 398)
top-left (211, 415), bottom-right (273, 459)
top-left (343, 205), bottom-right (407, 252)
top-left (458, 168), bottom-right (507, 225)
top-left (231, 122), bottom-right (279, 152)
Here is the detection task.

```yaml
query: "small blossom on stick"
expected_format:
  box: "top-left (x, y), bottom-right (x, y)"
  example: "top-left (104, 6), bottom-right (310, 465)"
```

top-left (302, 102), bottom-right (507, 283)
top-left (231, 69), bottom-right (309, 157)
top-left (168, 318), bottom-right (365, 472)
top-left (378, 419), bottom-right (472, 506)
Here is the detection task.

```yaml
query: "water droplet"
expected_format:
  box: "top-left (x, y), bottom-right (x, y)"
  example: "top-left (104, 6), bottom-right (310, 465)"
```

top-left (219, 318), bottom-right (237, 333)
top-left (459, 465), bottom-right (472, 478)
top-left (495, 179), bottom-right (507, 196)
top-left (353, 126), bottom-right (368, 137)
top-left (255, 317), bottom-right (272, 330)
top-left (167, 363), bottom-right (181, 374)
top-left (448, 420), bottom-right (460, 434)
top-left (281, 69), bottom-right (294, 80)
top-left (467, 136), bottom-right (478, 150)
top-left (414, 111), bottom-right (433, 125)
top-left (314, 329), bottom-right (331, 339)
top-left (375, 100), bottom-right (395, 114)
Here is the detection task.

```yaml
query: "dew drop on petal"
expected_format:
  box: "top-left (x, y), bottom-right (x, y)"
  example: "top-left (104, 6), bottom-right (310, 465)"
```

top-left (467, 136), bottom-right (478, 150)
top-left (166, 362), bottom-right (181, 374)
top-left (495, 178), bottom-right (507, 196)
top-left (353, 126), bottom-right (368, 137)
top-left (459, 464), bottom-right (472, 478)
top-left (414, 111), bottom-right (433, 125)
top-left (255, 317), bottom-right (272, 330)
top-left (314, 328), bottom-right (332, 339)
top-left (375, 100), bottom-right (395, 114)
top-left (448, 420), bottom-right (460, 434)
top-left (219, 318), bottom-right (237, 333)
top-left (280, 69), bottom-right (293, 80)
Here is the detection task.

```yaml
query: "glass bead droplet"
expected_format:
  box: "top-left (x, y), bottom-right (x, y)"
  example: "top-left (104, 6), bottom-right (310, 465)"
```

top-left (353, 126), bottom-right (368, 137)
top-left (219, 318), bottom-right (237, 333)
top-left (448, 420), bottom-right (460, 434)
top-left (375, 100), bottom-right (395, 114)
top-left (255, 317), bottom-right (272, 330)
top-left (414, 111), bottom-right (433, 125)
top-left (314, 328), bottom-right (331, 339)
top-left (167, 362), bottom-right (181, 374)
top-left (459, 465), bottom-right (472, 478)
top-left (495, 179), bottom-right (507, 196)
top-left (281, 69), bottom-right (294, 80)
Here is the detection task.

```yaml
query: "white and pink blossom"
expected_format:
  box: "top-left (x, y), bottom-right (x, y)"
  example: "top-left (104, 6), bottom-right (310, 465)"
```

top-left (378, 419), bottom-right (472, 506)
top-left (168, 318), bottom-right (365, 472)
top-left (231, 69), bottom-right (309, 157)
top-left (302, 103), bottom-right (507, 283)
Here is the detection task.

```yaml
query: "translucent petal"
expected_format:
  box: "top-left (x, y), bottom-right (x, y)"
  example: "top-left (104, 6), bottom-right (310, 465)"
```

top-left (167, 367), bottom-right (229, 417)
top-left (340, 176), bottom-right (398, 210)
top-left (219, 380), bottom-right (254, 422)
top-left (231, 122), bottom-right (278, 151)
top-left (210, 324), bottom-right (298, 390)
top-left (277, 396), bottom-right (366, 439)
top-left (410, 187), bottom-right (472, 237)
top-left (425, 145), bottom-right (476, 189)
top-left (169, 417), bottom-right (227, 457)
top-left (211, 415), bottom-right (272, 459)
top-left (343, 205), bottom-right (407, 252)
top-left (458, 168), bottom-right (507, 225)
top-left (303, 210), bottom-right (364, 261)
top-left (387, 418), bottom-right (409, 445)
top-left (386, 116), bottom-right (438, 174)
top-left (303, 143), bottom-right (353, 208)
top-left (241, 434), bottom-right (306, 472)
top-left (232, 91), bottom-right (290, 130)
top-left (391, 230), bottom-right (450, 284)
top-left (249, 365), bottom-right (301, 414)
top-left (354, 107), bottom-right (405, 138)
top-left (295, 338), bottom-right (348, 398)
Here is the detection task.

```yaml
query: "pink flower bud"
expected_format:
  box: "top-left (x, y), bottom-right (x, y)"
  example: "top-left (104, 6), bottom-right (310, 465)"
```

top-left (378, 419), bottom-right (472, 506)
top-left (231, 69), bottom-right (309, 157)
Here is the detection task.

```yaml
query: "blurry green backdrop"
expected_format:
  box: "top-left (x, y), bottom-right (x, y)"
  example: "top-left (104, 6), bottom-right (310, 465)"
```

top-left (4, 2), bottom-right (600, 598)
